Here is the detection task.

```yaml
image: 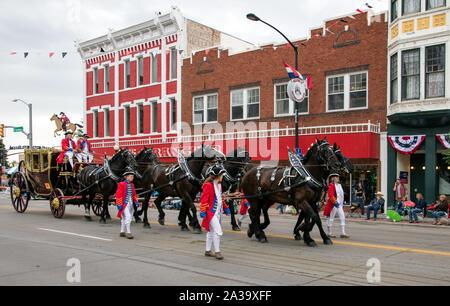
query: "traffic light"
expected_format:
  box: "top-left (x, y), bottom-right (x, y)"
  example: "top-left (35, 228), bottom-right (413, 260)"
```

top-left (0, 124), bottom-right (4, 137)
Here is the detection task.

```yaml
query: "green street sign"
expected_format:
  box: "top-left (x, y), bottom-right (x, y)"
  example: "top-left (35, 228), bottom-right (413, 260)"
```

top-left (13, 127), bottom-right (23, 132)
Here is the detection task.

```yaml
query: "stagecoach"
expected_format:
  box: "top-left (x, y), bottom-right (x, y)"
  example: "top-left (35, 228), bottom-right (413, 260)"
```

top-left (9, 148), bottom-right (102, 218)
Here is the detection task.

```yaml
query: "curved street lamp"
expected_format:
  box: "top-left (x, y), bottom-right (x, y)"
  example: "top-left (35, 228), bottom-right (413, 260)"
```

top-left (12, 99), bottom-right (33, 149)
top-left (246, 13), bottom-right (300, 151)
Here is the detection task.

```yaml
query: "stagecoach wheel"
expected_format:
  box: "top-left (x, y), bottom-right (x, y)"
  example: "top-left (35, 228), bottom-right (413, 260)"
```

top-left (92, 198), bottom-right (103, 217)
top-left (10, 172), bottom-right (30, 213)
top-left (50, 188), bottom-right (66, 219)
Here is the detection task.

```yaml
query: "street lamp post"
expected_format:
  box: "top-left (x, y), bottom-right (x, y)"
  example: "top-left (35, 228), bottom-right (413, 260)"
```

top-left (12, 99), bottom-right (33, 149)
top-left (247, 13), bottom-right (300, 151)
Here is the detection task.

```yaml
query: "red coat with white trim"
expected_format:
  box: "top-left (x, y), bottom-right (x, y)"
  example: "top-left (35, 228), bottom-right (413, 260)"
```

top-left (199, 181), bottom-right (230, 232)
top-left (323, 182), bottom-right (339, 217)
top-left (115, 181), bottom-right (139, 219)
top-left (240, 198), bottom-right (249, 215)
top-left (77, 139), bottom-right (94, 153)
top-left (57, 138), bottom-right (76, 164)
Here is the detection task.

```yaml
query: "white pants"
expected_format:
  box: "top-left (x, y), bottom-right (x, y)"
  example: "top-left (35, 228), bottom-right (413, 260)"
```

top-left (76, 152), bottom-right (94, 163)
top-left (239, 210), bottom-right (249, 223)
top-left (206, 214), bottom-right (223, 253)
top-left (327, 206), bottom-right (346, 235)
top-left (64, 151), bottom-right (74, 167)
top-left (120, 204), bottom-right (134, 234)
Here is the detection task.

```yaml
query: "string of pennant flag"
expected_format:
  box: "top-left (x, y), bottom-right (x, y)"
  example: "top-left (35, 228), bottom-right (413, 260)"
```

top-left (8, 52), bottom-right (74, 58)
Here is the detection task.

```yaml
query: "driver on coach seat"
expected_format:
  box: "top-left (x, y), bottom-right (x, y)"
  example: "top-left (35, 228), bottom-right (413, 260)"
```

top-left (57, 131), bottom-right (76, 168)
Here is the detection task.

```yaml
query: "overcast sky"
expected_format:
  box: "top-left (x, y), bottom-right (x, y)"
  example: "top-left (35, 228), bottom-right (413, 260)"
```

top-left (0, 0), bottom-right (387, 159)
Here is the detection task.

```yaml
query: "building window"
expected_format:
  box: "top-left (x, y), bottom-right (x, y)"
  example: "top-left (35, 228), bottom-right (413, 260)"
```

top-left (124, 106), bottom-right (131, 135)
top-left (426, 44), bottom-right (445, 98)
top-left (138, 57), bottom-right (144, 86)
top-left (151, 102), bottom-right (158, 133)
top-left (104, 65), bottom-right (110, 92)
top-left (170, 98), bottom-right (176, 131)
top-left (104, 109), bottom-right (110, 137)
top-left (231, 88), bottom-right (260, 120)
top-left (401, 49), bottom-right (420, 100)
top-left (427, 0), bottom-right (445, 10)
top-left (137, 104), bottom-right (144, 134)
top-left (93, 110), bottom-right (99, 138)
top-left (391, 53), bottom-right (398, 104)
top-left (93, 68), bottom-right (98, 94)
top-left (391, 0), bottom-right (399, 21)
top-left (193, 94), bottom-right (218, 124)
top-left (275, 83), bottom-right (308, 116)
top-left (327, 72), bottom-right (368, 111)
top-left (170, 48), bottom-right (177, 80)
top-left (402, 0), bottom-right (421, 15)
top-left (124, 60), bottom-right (130, 88)
top-left (151, 54), bottom-right (158, 83)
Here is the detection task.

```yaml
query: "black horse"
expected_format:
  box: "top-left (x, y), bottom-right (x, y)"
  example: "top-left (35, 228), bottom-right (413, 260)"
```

top-left (78, 148), bottom-right (138, 223)
top-left (204, 147), bottom-right (251, 231)
top-left (292, 140), bottom-right (355, 244)
top-left (241, 138), bottom-right (341, 245)
top-left (138, 145), bottom-right (222, 232)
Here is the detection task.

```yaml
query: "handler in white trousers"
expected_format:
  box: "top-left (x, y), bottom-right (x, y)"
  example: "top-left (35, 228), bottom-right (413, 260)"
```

top-left (326, 173), bottom-right (349, 238)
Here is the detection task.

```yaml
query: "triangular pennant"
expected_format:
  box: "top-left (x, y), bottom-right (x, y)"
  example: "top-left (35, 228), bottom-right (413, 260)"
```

top-left (49, 52), bottom-right (55, 58)
top-left (10, 52), bottom-right (17, 55)
top-left (62, 52), bottom-right (68, 58)
top-left (178, 49), bottom-right (183, 55)
top-left (100, 48), bottom-right (105, 53)
top-left (205, 49), bottom-right (210, 55)
top-left (24, 52), bottom-right (29, 58)
top-left (365, 3), bottom-right (373, 8)
top-left (356, 9), bottom-right (366, 14)
top-left (340, 19), bottom-right (348, 23)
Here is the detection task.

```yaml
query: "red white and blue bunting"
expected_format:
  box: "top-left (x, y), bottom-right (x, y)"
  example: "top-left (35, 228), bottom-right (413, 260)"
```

top-left (389, 135), bottom-right (426, 155)
top-left (437, 134), bottom-right (450, 149)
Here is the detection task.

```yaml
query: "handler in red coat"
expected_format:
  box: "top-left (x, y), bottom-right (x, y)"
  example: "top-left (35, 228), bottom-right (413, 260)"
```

top-left (115, 170), bottom-right (140, 239)
top-left (200, 165), bottom-right (231, 260)
top-left (57, 131), bottom-right (76, 168)
top-left (324, 173), bottom-right (349, 239)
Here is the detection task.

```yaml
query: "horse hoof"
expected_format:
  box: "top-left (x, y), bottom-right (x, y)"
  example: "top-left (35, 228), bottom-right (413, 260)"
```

top-left (232, 226), bottom-right (241, 231)
top-left (143, 223), bottom-right (151, 229)
top-left (99, 219), bottom-right (106, 224)
top-left (294, 233), bottom-right (303, 241)
top-left (305, 241), bottom-right (317, 247)
top-left (181, 226), bottom-right (190, 232)
top-left (259, 237), bottom-right (268, 243)
top-left (106, 215), bottom-right (111, 220)
top-left (193, 227), bottom-right (202, 234)
top-left (135, 217), bottom-right (142, 223)
top-left (158, 219), bottom-right (165, 226)
top-left (84, 216), bottom-right (92, 221)
top-left (324, 239), bottom-right (333, 245)
top-left (247, 228), bottom-right (254, 238)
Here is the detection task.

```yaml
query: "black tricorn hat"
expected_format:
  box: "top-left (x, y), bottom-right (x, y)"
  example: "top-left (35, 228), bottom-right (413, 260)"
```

top-left (60, 112), bottom-right (65, 115)
top-left (65, 131), bottom-right (73, 135)
top-left (82, 134), bottom-right (90, 138)
top-left (209, 165), bottom-right (226, 177)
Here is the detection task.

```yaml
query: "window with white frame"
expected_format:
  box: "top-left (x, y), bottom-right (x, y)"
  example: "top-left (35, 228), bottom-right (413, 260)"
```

top-left (390, 53), bottom-right (398, 104)
top-left (391, 0), bottom-right (399, 21)
top-left (93, 110), bottom-right (99, 138)
top-left (231, 88), bottom-right (260, 120)
top-left (137, 56), bottom-right (144, 86)
top-left (170, 48), bottom-right (177, 80)
top-left (426, 0), bottom-right (445, 10)
top-left (104, 108), bottom-right (110, 137)
top-left (124, 60), bottom-right (131, 88)
top-left (170, 98), bottom-right (176, 131)
top-left (425, 44), bottom-right (445, 98)
top-left (275, 83), bottom-right (308, 116)
top-left (151, 54), bottom-right (158, 83)
top-left (402, 0), bottom-right (421, 15)
top-left (124, 105), bottom-right (131, 135)
top-left (327, 72), bottom-right (367, 111)
top-left (137, 104), bottom-right (144, 134)
top-left (104, 65), bottom-right (110, 92)
top-left (93, 67), bottom-right (99, 94)
top-left (151, 102), bottom-right (158, 133)
top-left (193, 94), bottom-right (218, 124)
top-left (401, 49), bottom-right (420, 101)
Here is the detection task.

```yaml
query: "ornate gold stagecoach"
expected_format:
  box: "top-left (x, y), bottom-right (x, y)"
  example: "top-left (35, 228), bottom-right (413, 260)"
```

top-left (10, 148), bottom-right (101, 218)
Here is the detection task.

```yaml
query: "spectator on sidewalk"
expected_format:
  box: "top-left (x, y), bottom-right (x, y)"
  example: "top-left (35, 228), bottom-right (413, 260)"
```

top-left (366, 192), bottom-right (385, 220)
top-left (409, 193), bottom-right (426, 223)
top-left (431, 195), bottom-right (449, 225)
top-left (276, 203), bottom-right (284, 214)
top-left (355, 181), bottom-right (366, 215)
top-left (393, 179), bottom-right (407, 208)
top-left (396, 196), bottom-right (406, 216)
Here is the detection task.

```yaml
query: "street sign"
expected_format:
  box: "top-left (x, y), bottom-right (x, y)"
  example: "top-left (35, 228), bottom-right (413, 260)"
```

top-left (287, 78), bottom-right (307, 103)
top-left (13, 127), bottom-right (23, 132)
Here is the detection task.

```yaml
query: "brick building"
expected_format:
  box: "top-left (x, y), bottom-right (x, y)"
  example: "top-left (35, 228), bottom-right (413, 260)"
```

top-left (76, 6), bottom-right (253, 158)
top-left (181, 12), bottom-right (389, 199)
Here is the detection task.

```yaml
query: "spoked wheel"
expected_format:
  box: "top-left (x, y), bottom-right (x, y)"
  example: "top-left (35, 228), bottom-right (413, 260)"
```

top-left (92, 198), bottom-right (103, 217)
top-left (50, 188), bottom-right (66, 219)
top-left (10, 172), bottom-right (30, 213)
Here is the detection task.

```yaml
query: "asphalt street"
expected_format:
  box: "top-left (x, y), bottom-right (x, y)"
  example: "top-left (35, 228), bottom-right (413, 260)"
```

top-left (0, 192), bottom-right (449, 286)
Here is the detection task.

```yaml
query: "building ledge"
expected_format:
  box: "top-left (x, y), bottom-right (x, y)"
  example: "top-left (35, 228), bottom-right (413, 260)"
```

top-left (387, 108), bottom-right (450, 128)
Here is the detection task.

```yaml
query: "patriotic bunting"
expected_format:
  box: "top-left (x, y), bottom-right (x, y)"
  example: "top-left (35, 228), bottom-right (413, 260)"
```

top-left (437, 134), bottom-right (450, 149)
top-left (389, 135), bottom-right (426, 155)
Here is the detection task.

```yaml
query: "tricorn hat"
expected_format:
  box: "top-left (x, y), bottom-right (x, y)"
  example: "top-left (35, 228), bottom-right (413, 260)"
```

top-left (209, 165), bottom-right (226, 177)
top-left (65, 131), bottom-right (73, 135)
top-left (60, 112), bottom-right (65, 115)
top-left (82, 134), bottom-right (90, 138)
